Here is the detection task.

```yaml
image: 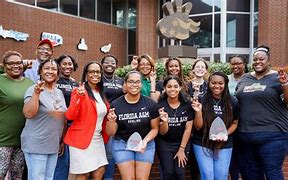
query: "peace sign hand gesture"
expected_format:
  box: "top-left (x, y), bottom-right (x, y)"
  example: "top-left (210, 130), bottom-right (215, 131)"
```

top-left (34, 80), bottom-right (45, 94)
top-left (278, 68), bottom-right (288, 85)
top-left (158, 107), bottom-right (168, 122)
top-left (191, 98), bottom-right (202, 112)
top-left (107, 108), bottom-right (117, 122)
top-left (77, 82), bottom-right (85, 96)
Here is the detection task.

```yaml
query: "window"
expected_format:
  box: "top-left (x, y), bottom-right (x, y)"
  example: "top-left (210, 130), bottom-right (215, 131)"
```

top-left (112, 1), bottom-right (125, 27)
top-left (97, 0), bottom-right (111, 24)
top-left (226, 14), bottom-right (250, 47)
top-left (183, 0), bottom-right (212, 14)
top-left (38, 0), bottom-right (58, 11)
top-left (128, 6), bottom-right (136, 28)
top-left (227, 0), bottom-right (250, 12)
top-left (214, 13), bottom-right (220, 47)
top-left (159, 0), bottom-right (258, 62)
top-left (60, 0), bottom-right (78, 16)
top-left (183, 15), bottom-right (212, 48)
top-left (214, 0), bottom-right (221, 12)
top-left (14, 0), bottom-right (34, 5)
top-left (80, 0), bottom-right (95, 19)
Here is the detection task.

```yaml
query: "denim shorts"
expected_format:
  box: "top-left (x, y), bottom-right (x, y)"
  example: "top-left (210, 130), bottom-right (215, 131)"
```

top-left (112, 138), bottom-right (155, 164)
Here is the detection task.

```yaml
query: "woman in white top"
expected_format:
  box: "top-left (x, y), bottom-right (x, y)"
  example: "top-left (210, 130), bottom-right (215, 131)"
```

top-left (64, 61), bottom-right (109, 180)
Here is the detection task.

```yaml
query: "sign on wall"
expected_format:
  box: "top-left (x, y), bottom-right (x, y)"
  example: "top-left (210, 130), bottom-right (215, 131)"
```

top-left (0, 25), bottom-right (29, 41)
top-left (41, 32), bottom-right (63, 46)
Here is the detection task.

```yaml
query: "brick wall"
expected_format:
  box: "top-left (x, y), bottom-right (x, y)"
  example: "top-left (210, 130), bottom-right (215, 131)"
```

top-left (136, 0), bottom-right (158, 60)
top-left (0, 1), bottom-right (127, 80)
top-left (258, 0), bottom-right (288, 66)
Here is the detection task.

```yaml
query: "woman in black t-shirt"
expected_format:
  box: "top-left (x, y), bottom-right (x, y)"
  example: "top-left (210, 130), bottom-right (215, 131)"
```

top-left (100, 54), bottom-right (124, 180)
top-left (152, 57), bottom-right (186, 102)
top-left (187, 58), bottom-right (209, 101)
top-left (236, 46), bottom-right (288, 180)
top-left (157, 75), bottom-right (194, 180)
top-left (55, 54), bottom-right (79, 180)
top-left (101, 54), bottom-right (124, 102)
top-left (191, 72), bottom-right (239, 180)
top-left (106, 71), bottom-right (159, 180)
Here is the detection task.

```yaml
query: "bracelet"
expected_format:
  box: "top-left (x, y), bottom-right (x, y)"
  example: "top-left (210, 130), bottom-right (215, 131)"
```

top-left (150, 90), bottom-right (156, 93)
top-left (180, 146), bottom-right (185, 149)
top-left (281, 81), bottom-right (288, 87)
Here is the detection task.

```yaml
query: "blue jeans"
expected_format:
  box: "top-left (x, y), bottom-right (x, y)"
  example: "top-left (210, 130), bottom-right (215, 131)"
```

top-left (112, 138), bottom-right (155, 164)
top-left (104, 137), bottom-right (115, 180)
top-left (24, 152), bottom-right (58, 180)
top-left (53, 145), bottom-right (69, 180)
top-left (237, 131), bottom-right (288, 180)
top-left (193, 144), bottom-right (232, 180)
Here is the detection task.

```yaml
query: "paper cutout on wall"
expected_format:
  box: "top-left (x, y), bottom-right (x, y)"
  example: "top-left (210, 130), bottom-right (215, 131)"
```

top-left (100, 43), bottom-right (111, 54)
top-left (77, 38), bottom-right (88, 51)
top-left (0, 25), bottom-right (29, 41)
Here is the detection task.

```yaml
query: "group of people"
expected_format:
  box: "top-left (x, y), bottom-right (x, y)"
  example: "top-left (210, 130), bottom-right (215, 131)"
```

top-left (0, 39), bottom-right (288, 180)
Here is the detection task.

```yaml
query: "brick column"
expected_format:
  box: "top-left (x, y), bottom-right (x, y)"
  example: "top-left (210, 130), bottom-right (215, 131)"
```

top-left (258, 0), bottom-right (288, 66)
top-left (136, 0), bottom-right (158, 60)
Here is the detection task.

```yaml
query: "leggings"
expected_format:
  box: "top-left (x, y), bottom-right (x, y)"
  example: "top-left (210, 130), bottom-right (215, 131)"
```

top-left (0, 147), bottom-right (25, 179)
top-left (157, 150), bottom-right (188, 180)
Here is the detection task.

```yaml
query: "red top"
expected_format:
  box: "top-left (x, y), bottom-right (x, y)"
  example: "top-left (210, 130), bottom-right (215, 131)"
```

top-left (64, 88), bottom-right (109, 149)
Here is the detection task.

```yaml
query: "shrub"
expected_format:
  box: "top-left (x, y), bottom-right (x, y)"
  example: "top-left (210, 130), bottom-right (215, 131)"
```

top-left (115, 61), bottom-right (252, 79)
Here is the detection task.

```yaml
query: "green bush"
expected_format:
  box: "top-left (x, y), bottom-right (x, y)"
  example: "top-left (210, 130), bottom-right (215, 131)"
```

top-left (115, 62), bottom-right (252, 79)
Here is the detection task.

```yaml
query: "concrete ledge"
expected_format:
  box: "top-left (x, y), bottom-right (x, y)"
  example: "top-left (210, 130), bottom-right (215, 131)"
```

top-left (158, 45), bottom-right (197, 58)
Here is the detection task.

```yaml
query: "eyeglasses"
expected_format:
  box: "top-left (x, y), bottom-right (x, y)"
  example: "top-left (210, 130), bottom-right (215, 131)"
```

top-left (139, 63), bottom-right (151, 67)
top-left (88, 70), bottom-right (101, 75)
top-left (5, 61), bottom-right (23, 66)
top-left (38, 47), bottom-right (52, 52)
top-left (127, 80), bottom-right (141, 86)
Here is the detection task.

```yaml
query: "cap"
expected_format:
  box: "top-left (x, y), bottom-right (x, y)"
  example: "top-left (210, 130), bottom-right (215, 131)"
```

top-left (37, 39), bottom-right (54, 50)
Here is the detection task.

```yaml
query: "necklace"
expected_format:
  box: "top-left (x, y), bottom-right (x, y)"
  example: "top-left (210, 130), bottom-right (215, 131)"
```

top-left (61, 77), bottom-right (71, 85)
top-left (212, 98), bottom-right (222, 106)
top-left (103, 74), bottom-right (115, 84)
top-left (168, 102), bottom-right (180, 118)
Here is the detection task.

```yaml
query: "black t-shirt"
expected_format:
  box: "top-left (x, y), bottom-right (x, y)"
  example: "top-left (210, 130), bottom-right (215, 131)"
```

top-left (192, 95), bottom-right (239, 149)
top-left (156, 100), bottom-right (195, 151)
top-left (156, 80), bottom-right (164, 94)
top-left (56, 77), bottom-right (79, 106)
top-left (111, 95), bottom-right (159, 141)
top-left (102, 76), bottom-right (124, 103)
top-left (187, 81), bottom-right (208, 101)
top-left (236, 73), bottom-right (288, 132)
